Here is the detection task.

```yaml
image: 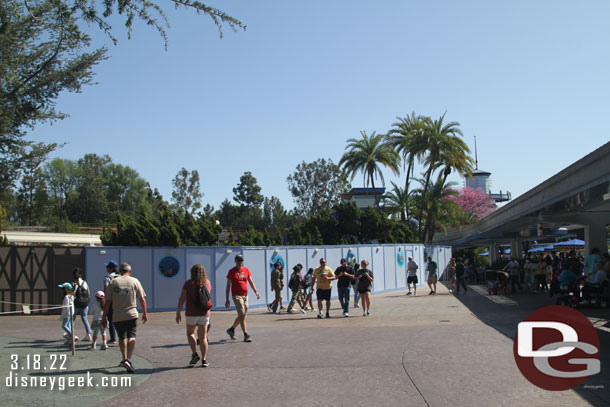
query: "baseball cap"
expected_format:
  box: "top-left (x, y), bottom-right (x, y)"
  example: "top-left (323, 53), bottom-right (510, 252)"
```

top-left (235, 254), bottom-right (244, 262)
top-left (105, 260), bottom-right (118, 269)
top-left (95, 290), bottom-right (105, 299)
top-left (58, 282), bottom-right (73, 291)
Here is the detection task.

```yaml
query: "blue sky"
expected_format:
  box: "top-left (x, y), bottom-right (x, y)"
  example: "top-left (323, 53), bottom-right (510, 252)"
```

top-left (31, 0), bottom-right (610, 211)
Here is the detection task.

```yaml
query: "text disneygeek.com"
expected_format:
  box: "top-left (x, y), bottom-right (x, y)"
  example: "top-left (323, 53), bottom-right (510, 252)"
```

top-left (5, 371), bottom-right (132, 391)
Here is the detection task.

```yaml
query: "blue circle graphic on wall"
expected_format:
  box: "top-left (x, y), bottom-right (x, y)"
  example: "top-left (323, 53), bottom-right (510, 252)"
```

top-left (269, 253), bottom-right (285, 272)
top-left (397, 249), bottom-right (405, 267)
top-left (159, 256), bottom-right (180, 278)
top-left (346, 251), bottom-right (357, 267)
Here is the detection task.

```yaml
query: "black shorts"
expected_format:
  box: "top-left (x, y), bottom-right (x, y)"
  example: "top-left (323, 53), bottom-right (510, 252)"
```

top-left (114, 318), bottom-right (138, 339)
top-left (407, 276), bottom-right (418, 284)
top-left (316, 288), bottom-right (331, 301)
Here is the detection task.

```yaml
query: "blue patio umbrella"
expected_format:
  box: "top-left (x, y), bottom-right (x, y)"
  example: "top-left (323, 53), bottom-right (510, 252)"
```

top-left (555, 239), bottom-right (585, 246)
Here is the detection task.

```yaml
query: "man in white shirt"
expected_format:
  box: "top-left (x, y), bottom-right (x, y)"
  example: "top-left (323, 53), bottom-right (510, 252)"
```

top-left (406, 257), bottom-right (418, 296)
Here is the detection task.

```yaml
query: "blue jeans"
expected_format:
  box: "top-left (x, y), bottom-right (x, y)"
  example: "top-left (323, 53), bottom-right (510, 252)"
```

top-left (73, 306), bottom-right (91, 334)
top-left (338, 286), bottom-right (351, 313)
top-left (61, 317), bottom-right (72, 335)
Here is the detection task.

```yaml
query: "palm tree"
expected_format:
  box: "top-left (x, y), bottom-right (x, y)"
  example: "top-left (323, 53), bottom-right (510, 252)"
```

top-left (386, 112), bottom-right (428, 219)
top-left (412, 176), bottom-right (461, 244)
top-left (339, 131), bottom-right (400, 208)
top-left (381, 182), bottom-right (410, 221)
top-left (439, 137), bottom-right (475, 187)
top-left (416, 113), bottom-right (465, 240)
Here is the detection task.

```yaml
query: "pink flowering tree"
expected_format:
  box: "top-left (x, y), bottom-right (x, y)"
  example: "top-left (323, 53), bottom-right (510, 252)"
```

top-left (445, 187), bottom-right (496, 224)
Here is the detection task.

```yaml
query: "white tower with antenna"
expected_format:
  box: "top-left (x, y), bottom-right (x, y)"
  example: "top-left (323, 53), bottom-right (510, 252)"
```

top-left (465, 136), bottom-right (511, 202)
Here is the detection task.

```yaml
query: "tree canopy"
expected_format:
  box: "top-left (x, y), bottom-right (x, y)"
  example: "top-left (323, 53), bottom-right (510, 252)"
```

top-left (286, 158), bottom-right (351, 218)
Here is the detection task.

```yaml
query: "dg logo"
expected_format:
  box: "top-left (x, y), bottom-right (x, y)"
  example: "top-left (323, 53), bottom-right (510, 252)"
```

top-left (513, 305), bottom-right (600, 391)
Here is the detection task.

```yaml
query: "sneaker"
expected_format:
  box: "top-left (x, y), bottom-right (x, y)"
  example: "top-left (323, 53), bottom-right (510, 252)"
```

top-left (406, 291), bottom-right (412, 296)
top-left (74, 336), bottom-right (79, 342)
top-left (119, 359), bottom-right (126, 368)
top-left (201, 360), bottom-right (210, 367)
top-left (304, 306), bottom-right (309, 311)
top-left (325, 313), bottom-right (331, 318)
top-left (367, 311), bottom-right (370, 316)
top-left (429, 291), bottom-right (434, 295)
top-left (101, 344), bottom-right (108, 350)
top-left (244, 334), bottom-right (252, 342)
top-left (280, 306), bottom-right (285, 310)
top-left (189, 353), bottom-right (200, 366)
top-left (413, 292), bottom-right (417, 296)
top-left (344, 313), bottom-right (349, 317)
top-left (363, 312), bottom-right (367, 316)
top-left (91, 344), bottom-right (96, 350)
top-left (317, 313), bottom-right (324, 319)
top-left (84, 333), bottom-right (92, 342)
top-left (354, 304), bottom-right (360, 308)
top-left (267, 304), bottom-right (272, 312)
top-left (300, 309), bottom-right (306, 313)
top-left (123, 359), bottom-right (135, 373)
top-left (107, 340), bottom-right (116, 345)
top-left (275, 310), bottom-right (281, 314)
top-left (226, 327), bottom-right (236, 340)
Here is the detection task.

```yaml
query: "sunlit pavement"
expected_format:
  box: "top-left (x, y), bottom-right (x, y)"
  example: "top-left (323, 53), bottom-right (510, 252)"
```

top-left (1, 283), bottom-right (608, 406)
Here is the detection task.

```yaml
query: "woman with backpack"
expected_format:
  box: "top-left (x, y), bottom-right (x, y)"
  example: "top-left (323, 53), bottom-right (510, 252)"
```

top-left (176, 264), bottom-right (212, 367)
top-left (287, 264), bottom-right (306, 313)
top-left (72, 267), bottom-right (92, 342)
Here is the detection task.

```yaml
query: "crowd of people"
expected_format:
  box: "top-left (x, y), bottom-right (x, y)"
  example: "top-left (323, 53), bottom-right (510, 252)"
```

top-left (473, 248), bottom-right (610, 306)
top-left (56, 247), bottom-right (609, 371)
top-left (265, 257), bottom-right (374, 318)
top-left (58, 260), bottom-right (147, 373)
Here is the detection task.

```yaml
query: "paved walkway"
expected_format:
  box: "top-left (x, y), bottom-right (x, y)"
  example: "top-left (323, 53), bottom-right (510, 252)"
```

top-left (1, 283), bottom-right (609, 406)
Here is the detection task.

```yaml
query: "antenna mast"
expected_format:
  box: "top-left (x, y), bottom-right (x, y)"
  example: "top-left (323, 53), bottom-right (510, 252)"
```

top-left (474, 135), bottom-right (479, 170)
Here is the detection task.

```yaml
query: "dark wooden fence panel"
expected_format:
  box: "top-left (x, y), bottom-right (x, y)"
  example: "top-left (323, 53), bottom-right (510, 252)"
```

top-left (0, 247), bottom-right (85, 315)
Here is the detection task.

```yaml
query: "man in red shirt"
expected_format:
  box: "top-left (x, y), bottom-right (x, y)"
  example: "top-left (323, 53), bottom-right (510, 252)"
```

top-left (225, 254), bottom-right (261, 342)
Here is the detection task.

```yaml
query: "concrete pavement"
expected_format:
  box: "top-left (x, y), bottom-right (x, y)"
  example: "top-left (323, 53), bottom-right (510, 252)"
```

top-left (1, 282), bottom-right (609, 406)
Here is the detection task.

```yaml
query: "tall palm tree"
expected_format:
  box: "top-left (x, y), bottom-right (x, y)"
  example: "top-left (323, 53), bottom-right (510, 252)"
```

top-left (412, 176), bottom-right (461, 244)
top-left (339, 131), bottom-right (400, 208)
top-left (416, 113), bottom-right (464, 240)
top-left (439, 137), bottom-right (474, 187)
top-left (386, 112), bottom-right (427, 219)
top-left (381, 181), bottom-right (412, 221)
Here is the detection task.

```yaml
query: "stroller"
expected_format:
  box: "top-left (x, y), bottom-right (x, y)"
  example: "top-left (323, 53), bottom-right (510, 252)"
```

top-left (488, 271), bottom-right (510, 295)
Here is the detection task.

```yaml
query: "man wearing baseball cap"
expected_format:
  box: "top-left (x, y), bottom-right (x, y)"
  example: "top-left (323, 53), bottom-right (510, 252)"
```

top-left (225, 254), bottom-right (261, 342)
top-left (104, 260), bottom-right (119, 344)
top-left (102, 262), bottom-right (147, 373)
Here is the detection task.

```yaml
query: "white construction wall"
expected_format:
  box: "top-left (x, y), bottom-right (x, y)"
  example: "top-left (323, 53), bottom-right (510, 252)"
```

top-left (85, 243), bottom-right (449, 312)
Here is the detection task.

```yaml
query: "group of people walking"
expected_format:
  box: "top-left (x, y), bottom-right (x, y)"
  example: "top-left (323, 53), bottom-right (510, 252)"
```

top-left (266, 257), bottom-right (374, 318)
top-left (58, 260), bottom-right (148, 373)
top-left (267, 258), bottom-right (374, 318)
